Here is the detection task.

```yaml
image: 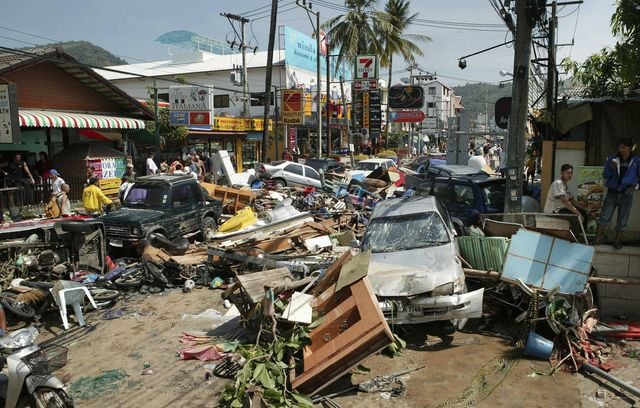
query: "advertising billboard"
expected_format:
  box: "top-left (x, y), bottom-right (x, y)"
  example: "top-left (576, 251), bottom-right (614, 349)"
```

top-left (169, 85), bottom-right (214, 127)
top-left (388, 85), bottom-right (424, 109)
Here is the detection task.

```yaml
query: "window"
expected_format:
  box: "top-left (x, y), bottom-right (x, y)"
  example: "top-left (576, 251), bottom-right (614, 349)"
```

top-left (432, 182), bottom-right (450, 202)
top-left (190, 183), bottom-right (204, 203)
top-left (171, 185), bottom-right (191, 208)
top-left (453, 184), bottom-right (475, 206)
top-left (214, 94), bottom-right (230, 108)
top-left (250, 92), bottom-right (274, 106)
top-left (428, 102), bottom-right (435, 108)
top-left (284, 164), bottom-right (303, 175)
top-left (428, 86), bottom-right (437, 95)
top-left (361, 212), bottom-right (450, 253)
top-left (306, 167), bottom-right (320, 180)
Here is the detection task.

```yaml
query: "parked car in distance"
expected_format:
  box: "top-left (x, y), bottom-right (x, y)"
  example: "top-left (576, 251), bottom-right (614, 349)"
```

top-left (349, 158), bottom-right (397, 178)
top-left (257, 160), bottom-right (323, 188)
top-left (413, 174), bottom-right (540, 226)
top-left (102, 174), bottom-right (222, 250)
top-left (361, 195), bottom-right (483, 328)
top-left (305, 157), bottom-right (345, 174)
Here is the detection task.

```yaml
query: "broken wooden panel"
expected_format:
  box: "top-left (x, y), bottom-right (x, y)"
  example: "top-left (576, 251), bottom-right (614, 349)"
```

top-left (291, 276), bottom-right (394, 395)
top-left (311, 251), bottom-right (353, 295)
top-left (200, 182), bottom-right (256, 214)
top-left (234, 267), bottom-right (293, 304)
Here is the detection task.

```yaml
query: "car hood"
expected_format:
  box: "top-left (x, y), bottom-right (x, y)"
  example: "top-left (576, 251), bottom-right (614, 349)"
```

top-left (102, 207), bottom-right (165, 225)
top-left (367, 243), bottom-right (463, 296)
top-left (349, 170), bottom-right (372, 178)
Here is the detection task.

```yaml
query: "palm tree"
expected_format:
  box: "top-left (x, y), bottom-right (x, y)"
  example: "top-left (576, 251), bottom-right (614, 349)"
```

top-left (378, 0), bottom-right (431, 147)
top-left (321, 0), bottom-right (387, 68)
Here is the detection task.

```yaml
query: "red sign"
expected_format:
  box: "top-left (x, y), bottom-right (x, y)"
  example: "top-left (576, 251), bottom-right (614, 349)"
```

top-left (288, 127), bottom-right (297, 150)
top-left (189, 112), bottom-right (211, 125)
top-left (353, 80), bottom-right (378, 90)
top-left (389, 110), bottom-right (426, 123)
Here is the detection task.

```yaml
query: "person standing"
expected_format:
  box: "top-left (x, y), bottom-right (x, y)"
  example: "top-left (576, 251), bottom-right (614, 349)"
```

top-left (49, 169), bottom-right (65, 194)
top-left (543, 163), bottom-right (588, 223)
top-left (123, 164), bottom-right (136, 183)
top-left (57, 183), bottom-right (71, 217)
top-left (595, 138), bottom-right (640, 248)
top-left (82, 177), bottom-right (113, 215)
top-left (146, 152), bottom-right (158, 175)
top-left (5, 153), bottom-right (35, 207)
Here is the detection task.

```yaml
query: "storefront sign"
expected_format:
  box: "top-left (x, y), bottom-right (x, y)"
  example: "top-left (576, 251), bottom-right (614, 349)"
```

top-left (212, 117), bottom-right (272, 132)
top-left (388, 85), bottom-right (424, 109)
top-left (169, 85), bottom-right (214, 126)
top-left (282, 89), bottom-right (303, 125)
top-left (288, 127), bottom-right (297, 150)
top-left (362, 92), bottom-right (370, 129)
top-left (0, 83), bottom-right (20, 144)
top-left (389, 111), bottom-right (426, 122)
top-left (355, 55), bottom-right (378, 79)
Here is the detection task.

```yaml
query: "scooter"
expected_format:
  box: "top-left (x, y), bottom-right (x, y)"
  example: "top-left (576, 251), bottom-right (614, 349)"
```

top-left (0, 327), bottom-right (73, 407)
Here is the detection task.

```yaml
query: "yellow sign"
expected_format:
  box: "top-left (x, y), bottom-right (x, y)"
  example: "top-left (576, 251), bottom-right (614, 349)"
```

top-left (282, 89), bottom-right (303, 125)
top-left (212, 117), bottom-right (272, 131)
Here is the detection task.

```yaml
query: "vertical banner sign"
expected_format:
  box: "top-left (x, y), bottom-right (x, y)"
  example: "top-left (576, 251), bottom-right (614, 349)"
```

top-left (362, 91), bottom-right (370, 129)
top-left (282, 89), bottom-right (304, 125)
top-left (288, 127), bottom-right (297, 150)
top-left (355, 55), bottom-right (378, 79)
top-left (369, 90), bottom-right (381, 142)
top-left (0, 83), bottom-right (20, 144)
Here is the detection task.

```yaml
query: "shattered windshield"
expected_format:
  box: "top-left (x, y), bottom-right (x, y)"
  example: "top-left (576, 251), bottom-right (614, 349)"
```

top-left (361, 212), bottom-right (450, 253)
top-left (123, 185), bottom-right (168, 209)
top-left (481, 180), bottom-right (506, 210)
top-left (354, 162), bottom-right (379, 171)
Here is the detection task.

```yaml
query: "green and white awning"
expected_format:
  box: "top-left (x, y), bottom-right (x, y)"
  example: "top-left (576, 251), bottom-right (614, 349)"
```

top-left (19, 110), bottom-right (146, 129)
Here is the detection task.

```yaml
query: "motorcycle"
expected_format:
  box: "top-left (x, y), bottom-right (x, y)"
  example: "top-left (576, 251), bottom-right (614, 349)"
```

top-left (0, 327), bottom-right (73, 407)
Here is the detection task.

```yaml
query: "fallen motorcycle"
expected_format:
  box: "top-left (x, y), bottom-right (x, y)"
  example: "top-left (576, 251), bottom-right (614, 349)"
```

top-left (0, 327), bottom-right (73, 407)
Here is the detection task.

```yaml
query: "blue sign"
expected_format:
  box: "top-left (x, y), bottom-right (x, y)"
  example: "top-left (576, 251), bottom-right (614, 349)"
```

top-left (170, 111), bottom-right (188, 125)
top-left (283, 26), bottom-right (352, 81)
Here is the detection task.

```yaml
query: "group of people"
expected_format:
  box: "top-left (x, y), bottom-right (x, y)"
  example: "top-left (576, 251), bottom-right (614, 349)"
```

top-left (145, 151), bottom-right (226, 181)
top-left (544, 138), bottom-right (639, 249)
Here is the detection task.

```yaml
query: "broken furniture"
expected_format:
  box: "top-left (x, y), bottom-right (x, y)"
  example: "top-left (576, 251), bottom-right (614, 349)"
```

top-left (200, 182), bottom-right (256, 215)
top-left (52, 281), bottom-right (98, 329)
top-left (290, 253), bottom-right (394, 395)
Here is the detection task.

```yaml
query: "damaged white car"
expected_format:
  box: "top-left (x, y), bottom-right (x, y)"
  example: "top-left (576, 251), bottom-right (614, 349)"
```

top-left (361, 195), bottom-right (483, 329)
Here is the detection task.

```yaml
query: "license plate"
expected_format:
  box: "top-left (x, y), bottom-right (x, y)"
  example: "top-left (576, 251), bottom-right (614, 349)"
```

top-left (109, 239), bottom-right (123, 247)
top-left (398, 306), bottom-right (423, 317)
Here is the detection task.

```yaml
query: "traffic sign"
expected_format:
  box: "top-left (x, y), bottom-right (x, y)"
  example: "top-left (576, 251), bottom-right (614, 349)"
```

top-left (388, 110), bottom-right (426, 123)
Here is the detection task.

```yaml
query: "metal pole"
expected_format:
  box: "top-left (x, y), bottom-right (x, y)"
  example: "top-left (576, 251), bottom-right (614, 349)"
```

top-left (261, 0), bottom-right (278, 163)
top-left (274, 86), bottom-right (279, 159)
top-left (504, 0), bottom-right (533, 213)
top-left (316, 10), bottom-right (322, 158)
top-left (153, 79), bottom-right (160, 144)
top-left (241, 20), bottom-right (249, 117)
top-left (326, 42), bottom-right (332, 157)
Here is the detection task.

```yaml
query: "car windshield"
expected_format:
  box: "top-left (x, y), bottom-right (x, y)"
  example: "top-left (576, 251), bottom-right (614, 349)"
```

top-left (361, 212), bottom-right (450, 253)
top-left (481, 180), bottom-right (506, 210)
top-left (354, 161), bottom-right (379, 171)
top-left (123, 185), bottom-right (168, 209)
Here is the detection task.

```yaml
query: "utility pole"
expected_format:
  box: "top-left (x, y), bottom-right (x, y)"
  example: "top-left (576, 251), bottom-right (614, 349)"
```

top-left (260, 0), bottom-right (278, 162)
top-left (296, 1), bottom-right (321, 158)
top-left (325, 38), bottom-right (332, 157)
top-left (504, 0), bottom-right (533, 213)
top-left (221, 13), bottom-right (250, 117)
top-left (546, 1), bottom-right (557, 140)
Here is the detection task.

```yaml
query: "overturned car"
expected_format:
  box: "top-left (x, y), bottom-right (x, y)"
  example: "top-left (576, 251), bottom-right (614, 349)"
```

top-left (361, 195), bottom-right (483, 328)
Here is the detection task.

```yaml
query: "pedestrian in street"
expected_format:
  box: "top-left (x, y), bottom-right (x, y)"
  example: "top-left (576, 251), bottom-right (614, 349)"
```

top-left (49, 169), bottom-right (65, 194)
top-left (421, 144), bottom-right (428, 156)
top-left (58, 183), bottom-right (71, 217)
top-left (543, 163), bottom-right (588, 224)
top-left (160, 159), bottom-right (169, 173)
top-left (594, 138), bottom-right (640, 248)
top-left (123, 164), bottom-right (136, 183)
top-left (410, 146), bottom-right (417, 158)
top-left (119, 175), bottom-right (133, 202)
top-left (82, 177), bottom-right (113, 215)
top-left (146, 152), bottom-right (158, 175)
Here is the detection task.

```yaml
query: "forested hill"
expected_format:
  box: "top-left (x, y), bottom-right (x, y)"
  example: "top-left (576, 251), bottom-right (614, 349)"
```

top-left (452, 83), bottom-right (511, 120)
top-left (25, 41), bottom-right (128, 67)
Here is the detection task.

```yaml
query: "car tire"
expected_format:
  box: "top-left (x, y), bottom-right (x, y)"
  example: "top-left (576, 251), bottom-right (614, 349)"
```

top-left (57, 220), bottom-right (102, 234)
top-left (201, 216), bottom-right (217, 241)
top-left (273, 178), bottom-right (286, 189)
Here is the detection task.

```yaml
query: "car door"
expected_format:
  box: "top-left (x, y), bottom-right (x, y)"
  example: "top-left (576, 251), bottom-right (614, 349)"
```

top-left (283, 163), bottom-right (306, 186)
top-left (168, 184), bottom-right (194, 238)
top-left (431, 181), bottom-right (454, 214)
top-left (303, 166), bottom-right (323, 188)
top-left (451, 183), bottom-right (477, 225)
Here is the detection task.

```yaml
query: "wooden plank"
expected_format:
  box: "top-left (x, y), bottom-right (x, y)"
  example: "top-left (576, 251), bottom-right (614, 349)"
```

top-left (312, 251), bottom-right (353, 295)
top-left (235, 267), bottom-right (293, 303)
top-left (253, 237), bottom-right (295, 254)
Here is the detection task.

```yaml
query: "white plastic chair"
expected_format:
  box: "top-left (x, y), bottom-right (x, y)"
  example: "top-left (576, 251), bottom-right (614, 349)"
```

top-left (51, 281), bottom-right (97, 330)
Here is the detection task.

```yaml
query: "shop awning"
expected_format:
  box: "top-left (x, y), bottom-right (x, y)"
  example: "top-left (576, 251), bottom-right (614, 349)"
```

top-left (19, 110), bottom-right (146, 129)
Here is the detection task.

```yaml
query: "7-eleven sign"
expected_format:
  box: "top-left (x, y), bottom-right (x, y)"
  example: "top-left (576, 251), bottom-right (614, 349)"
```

top-left (355, 55), bottom-right (378, 80)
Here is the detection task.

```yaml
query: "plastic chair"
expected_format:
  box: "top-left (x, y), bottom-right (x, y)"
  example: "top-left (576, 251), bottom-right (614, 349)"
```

top-left (51, 281), bottom-right (97, 330)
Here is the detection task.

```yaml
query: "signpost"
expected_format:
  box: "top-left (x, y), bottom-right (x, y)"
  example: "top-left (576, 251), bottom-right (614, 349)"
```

top-left (282, 89), bottom-right (304, 125)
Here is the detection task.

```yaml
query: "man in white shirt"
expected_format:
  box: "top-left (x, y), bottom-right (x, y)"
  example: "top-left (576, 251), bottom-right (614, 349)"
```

top-left (49, 169), bottom-right (65, 194)
top-left (146, 153), bottom-right (158, 175)
top-left (543, 163), bottom-right (587, 223)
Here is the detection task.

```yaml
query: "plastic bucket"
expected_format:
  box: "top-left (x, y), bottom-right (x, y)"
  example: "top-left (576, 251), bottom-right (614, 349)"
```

top-left (523, 331), bottom-right (554, 359)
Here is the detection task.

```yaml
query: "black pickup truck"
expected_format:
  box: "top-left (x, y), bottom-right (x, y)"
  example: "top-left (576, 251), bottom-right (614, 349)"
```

top-left (102, 174), bottom-right (222, 250)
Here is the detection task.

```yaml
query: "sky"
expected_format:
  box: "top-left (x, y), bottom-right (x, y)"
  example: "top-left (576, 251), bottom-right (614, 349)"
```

top-left (1, 0), bottom-right (617, 87)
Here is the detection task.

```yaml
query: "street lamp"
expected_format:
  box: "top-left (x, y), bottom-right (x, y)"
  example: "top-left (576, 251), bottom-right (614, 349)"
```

top-left (296, 0), bottom-right (322, 158)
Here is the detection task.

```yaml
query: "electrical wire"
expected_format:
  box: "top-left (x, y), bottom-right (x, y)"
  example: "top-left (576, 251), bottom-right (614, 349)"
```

top-left (567, 4), bottom-right (581, 59)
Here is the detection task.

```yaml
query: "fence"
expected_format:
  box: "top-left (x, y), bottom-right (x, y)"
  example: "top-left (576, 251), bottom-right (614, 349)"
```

top-left (0, 176), bottom-right (88, 210)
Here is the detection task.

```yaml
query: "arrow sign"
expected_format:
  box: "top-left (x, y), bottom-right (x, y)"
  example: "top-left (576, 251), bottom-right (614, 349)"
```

top-left (389, 110), bottom-right (426, 123)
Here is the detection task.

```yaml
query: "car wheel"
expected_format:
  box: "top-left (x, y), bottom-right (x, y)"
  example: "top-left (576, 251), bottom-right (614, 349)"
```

top-left (57, 220), bottom-right (102, 234)
top-left (201, 216), bottom-right (217, 241)
top-left (274, 179), bottom-right (286, 189)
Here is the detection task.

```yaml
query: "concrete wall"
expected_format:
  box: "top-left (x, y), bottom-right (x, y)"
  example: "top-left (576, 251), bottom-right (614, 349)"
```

top-left (594, 246), bottom-right (640, 320)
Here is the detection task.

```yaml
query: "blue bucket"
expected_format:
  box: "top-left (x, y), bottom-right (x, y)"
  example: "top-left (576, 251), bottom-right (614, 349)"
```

top-left (523, 332), bottom-right (554, 359)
